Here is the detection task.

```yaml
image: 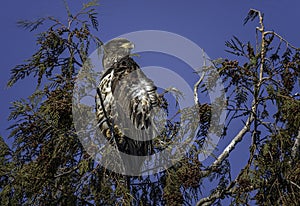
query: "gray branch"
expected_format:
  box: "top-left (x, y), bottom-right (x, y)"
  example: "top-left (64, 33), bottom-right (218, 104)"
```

top-left (291, 128), bottom-right (300, 158)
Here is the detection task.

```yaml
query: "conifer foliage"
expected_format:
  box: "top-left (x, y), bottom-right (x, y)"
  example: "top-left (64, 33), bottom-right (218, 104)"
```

top-left (1, 3), bottom-right (299, 205)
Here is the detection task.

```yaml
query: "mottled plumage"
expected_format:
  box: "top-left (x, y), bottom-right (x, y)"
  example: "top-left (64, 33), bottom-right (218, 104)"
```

top-left (95, 39), bottom-right (160, 168)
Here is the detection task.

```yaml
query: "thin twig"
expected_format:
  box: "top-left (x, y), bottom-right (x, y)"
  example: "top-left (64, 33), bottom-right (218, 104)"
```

top-left (54, 165), bottom-right (79, 178)
top-left (289, 180), bottom-right (300, 190)
top-left (265, 31), bottom-right (299, 50)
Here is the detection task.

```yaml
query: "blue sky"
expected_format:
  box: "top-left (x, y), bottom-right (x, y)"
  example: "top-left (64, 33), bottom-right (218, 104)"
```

top-left (1, 0), bottom-right (299, 204)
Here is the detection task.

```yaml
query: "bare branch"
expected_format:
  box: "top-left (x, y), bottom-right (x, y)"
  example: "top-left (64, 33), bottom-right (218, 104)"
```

top-left (194, 50), bottom-right (207, 105)
top-left (291, 128), bottom-right (300, 158)
top-left (196, 190), bottom-right (222, 206)
top-left (194, 71), bottom-right (205, 105)
top-left (265, 31), bottom-right (299, 50)
top-left (197, 9), bottom-right (269, 205)
top-left (196, 180), bottom-right (237, 206)
top-left (289, 180), bottom-right (300, 190)
top-left (209, 113), bottom-right (254, 170)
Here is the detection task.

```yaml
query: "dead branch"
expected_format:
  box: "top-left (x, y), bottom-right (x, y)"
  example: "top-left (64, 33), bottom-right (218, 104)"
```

top-left (291, 128), bottom-right (300, 158)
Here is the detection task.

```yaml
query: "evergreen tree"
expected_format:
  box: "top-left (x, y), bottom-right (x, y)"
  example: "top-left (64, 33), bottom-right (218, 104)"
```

top-left (1, 3), bottom-right (299, 205)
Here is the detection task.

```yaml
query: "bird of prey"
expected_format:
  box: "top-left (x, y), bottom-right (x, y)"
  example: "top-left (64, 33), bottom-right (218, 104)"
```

top-left (95, 38), bottom-right (163, 173)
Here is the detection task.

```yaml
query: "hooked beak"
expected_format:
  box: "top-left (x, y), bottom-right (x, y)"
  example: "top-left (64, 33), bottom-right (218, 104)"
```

top-left (121, 42), bottom-right (134, 49)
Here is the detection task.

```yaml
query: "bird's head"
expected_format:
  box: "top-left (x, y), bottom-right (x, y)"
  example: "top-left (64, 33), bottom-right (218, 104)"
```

top-left (102, 38), bottom-right (135, 70)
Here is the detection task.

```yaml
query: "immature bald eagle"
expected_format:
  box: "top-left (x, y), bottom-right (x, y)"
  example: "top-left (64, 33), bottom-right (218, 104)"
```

top-left (95, 39), bottom-right (161, 172)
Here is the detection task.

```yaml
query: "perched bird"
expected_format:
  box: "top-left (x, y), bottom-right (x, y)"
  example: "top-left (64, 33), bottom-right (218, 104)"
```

top-left (95, 38), bottom-right (162, 173)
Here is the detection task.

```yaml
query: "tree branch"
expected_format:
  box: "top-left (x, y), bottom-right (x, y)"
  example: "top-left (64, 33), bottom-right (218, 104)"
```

top-left (196, 190), bottom-right (223, 206)
top-left (194, 71), bottom-right (205, 105)
top-left (197, 9), bottom-right (268, 205)
top-left (212, 114), bottom-right (253, 169)
top-left (265, 31), bottom-right (299, 50)
top-left (291, 128), bottom-right (300, 158)
top-left (194, 49), bottom-right (207, 105)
